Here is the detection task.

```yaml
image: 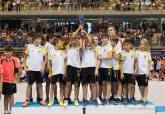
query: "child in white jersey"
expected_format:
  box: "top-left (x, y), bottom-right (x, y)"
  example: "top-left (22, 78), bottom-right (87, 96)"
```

top-left (135, 38), bottom-right (151, 105)
top-left (48, 38), bottom-right (66, 107)
top-left (96, 33), bottom-right (113, 105)
top-left (80, 30), bottom-right (98, 106)
top-left (23, 33), bottom-right (47, 107)
top-left (64, 25), bottom-right (83, 107)
top-left (111, 36), bottom-right (123, 105)
top-left (44, 34), bottom-right (57, 103)
top-left (121, 39), bottom-right (136, 105)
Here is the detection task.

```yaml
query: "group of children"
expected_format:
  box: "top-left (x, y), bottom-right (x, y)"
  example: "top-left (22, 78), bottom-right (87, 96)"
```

top-left (0, 25), bottom-right (152, 114)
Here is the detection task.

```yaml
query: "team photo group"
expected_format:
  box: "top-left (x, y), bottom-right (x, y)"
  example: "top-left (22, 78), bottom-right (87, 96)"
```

top-left (0, 25), bottom-right (152, 114)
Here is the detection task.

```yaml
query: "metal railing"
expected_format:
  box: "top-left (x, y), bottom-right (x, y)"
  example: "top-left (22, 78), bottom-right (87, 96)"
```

top-left (0, 1), bottom-right (164, 12)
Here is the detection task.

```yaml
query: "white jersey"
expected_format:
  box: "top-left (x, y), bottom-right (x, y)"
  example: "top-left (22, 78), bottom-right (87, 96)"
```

top-left (25, 44), bottom-right (46, 71)
top-left (49, 49), bottom-right (65, 75)
top-left (121, 50), bottom-right (136, 74)
top-left (81, 47), bottom-right (97, 68)
top-left (66, 47), bottom-right (81, 68)
top-left (112, 45), bottom-right (122, 70)
top-left (99, 43), bottom-right (113, 68)
top-left (44, 42), bottom-right (54, 54)
top-left (136, 50), bottom-right (152, 74)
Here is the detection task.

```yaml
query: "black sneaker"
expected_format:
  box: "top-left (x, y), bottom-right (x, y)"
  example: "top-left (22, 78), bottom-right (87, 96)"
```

top-left (30, 98), bottom-right (33, 102)
top-left (123, 98), bottom-right (128, 105)
top-left (114, 98), bottom-right (122, 105)
top-left (109, 96), bottom-right (115, 104)
top-left (102, 99), bottom-right (108, 105)
top-left (129, 98), bottom-right (137, 105)
top-left (90, 97), bottom-right (93, 103)
top-left (83, 100), bottom-right (88, 106)
top-left (45, 97), bottom-right (49, 103)
top-left (93, 99), bottom-right (98, 106)
top-left (54, 97), bottom-right (58, 102)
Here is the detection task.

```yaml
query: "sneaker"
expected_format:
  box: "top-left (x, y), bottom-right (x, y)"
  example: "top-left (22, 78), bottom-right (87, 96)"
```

top-left (39, 100), bottom-right (47, 106)
top-left (74, 100), bottom-right (79, 106)
top-left (45, 97), bottom-right (49, 103)
top-left (129, 98), bottom-right (137, 105)
top-left (22, 101), bottom-right (30, 107)
top-left (102, 99), bottom-right (107, 105)
top-left (142, 100), bottom-right (147, 105)
top-left (114, 98), bottom-right (122, 105)
top-left (97, 98), bottom-right (102, 104)
top-left (137, 99), bottom-right (144, 104)
top-left (109, 96), bottom-right (115, 103)
top-left (63, 100), bottom-right (68, 107)
top-left (83, 100), bottom-right (88, 106)
top-left (68, 98), bottom-right (73, 104)
top-left (123, 98), bottom-right (128, 105)
top-left (48, 101), bottom-right (54, 107)
top-left (54, 97), bottom-right (58, 102)
top-left (30, 98), bottom-right (33, 103)
top-left (59, 100), bottom-right (64, 106)
top-left (93, 99), bottom-right (98, 106)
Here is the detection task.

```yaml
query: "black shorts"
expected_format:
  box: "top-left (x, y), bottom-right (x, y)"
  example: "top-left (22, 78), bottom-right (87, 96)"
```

top-left (99, 68), bottom-right (112, 82)
top-left (80, 67), bottom-right (96, 85)
top-left (27, 71), bottom-right (43, 84)
top-left (122, 73), bottom-right (135, 85)
top-left (111, 70), bottom-right (121, 82)
top-left (66, 65), bottom-right (80, 84)
top-left (51, 74), bottom-right (65, 85)
top-left (136, 74), bottom-right (149, 86)
top-left (2, 82), bottom-right (17, 95)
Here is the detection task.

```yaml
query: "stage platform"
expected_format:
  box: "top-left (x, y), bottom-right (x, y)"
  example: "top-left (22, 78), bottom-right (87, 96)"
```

top-left (12, 101), bottom-right (155, 114)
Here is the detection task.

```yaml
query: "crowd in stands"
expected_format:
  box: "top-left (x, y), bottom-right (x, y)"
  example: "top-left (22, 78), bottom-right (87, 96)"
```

top-left (151, 56), bottom-right (165, 80)
top-left (0, 20), bottom-right (165, 47)
top-left (0, 0), bottom-right (164, 12)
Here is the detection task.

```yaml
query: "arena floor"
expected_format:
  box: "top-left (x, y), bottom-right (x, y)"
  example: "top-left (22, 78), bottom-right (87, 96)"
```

top-left (0, 80), bottom-right (165, 113)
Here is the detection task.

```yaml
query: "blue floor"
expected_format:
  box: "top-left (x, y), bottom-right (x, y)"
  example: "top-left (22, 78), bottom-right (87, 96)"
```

top-left (156, 106), bottom-right (165, 112)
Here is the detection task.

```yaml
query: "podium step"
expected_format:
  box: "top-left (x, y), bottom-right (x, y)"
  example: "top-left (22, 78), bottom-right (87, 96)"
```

top-left (12, 101), bottom-right (155, 114)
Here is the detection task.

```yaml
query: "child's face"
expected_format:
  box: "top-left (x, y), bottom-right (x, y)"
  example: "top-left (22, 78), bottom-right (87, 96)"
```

top-left (101, 37), bottom-right (108, 45)
top-left (27, 36), bottom-right (33, 43)
top-left (140, 41), bottom-right (146, 51)
top-left (124, 43), bottom-right (131, 51)
top-left (4, 51), bottom-right (12, 58)
top-left (108, 27), bottom-right (116, 37)
top-left (49, 38), bottom-right (53, 44)
top-left (92, 36), bottom-right (99, 45)
top-left (34, 37), bottom-right (42, 45)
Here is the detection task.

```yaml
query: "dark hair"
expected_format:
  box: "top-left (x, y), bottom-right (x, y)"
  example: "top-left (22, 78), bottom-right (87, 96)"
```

top-left (124, 38), bottom-right (132, 44)
top-left (28, 31), bottom-right (36, 38)
top-left (101, 33), bottom-right (109, 39)
top-left (4, 46), bottom-right (13, 52)
top-left (52, 38), bottom-right (60, 46)
top-left (33, 33), bottom-right (43, 41)
top-left (46, 34), bottom-right (53, 42)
